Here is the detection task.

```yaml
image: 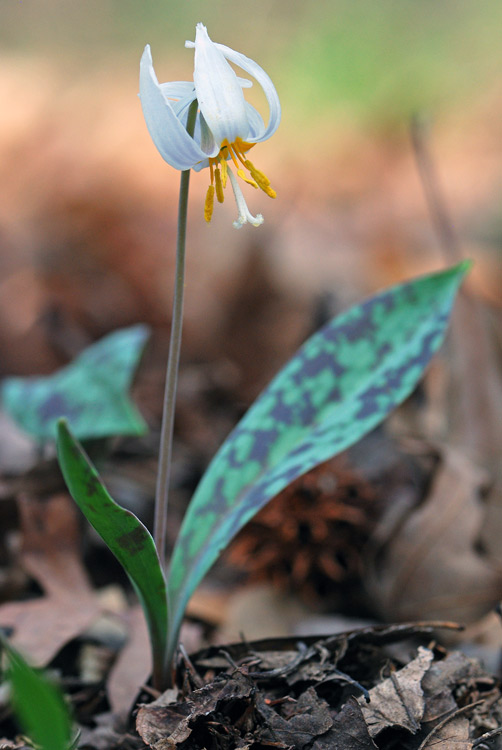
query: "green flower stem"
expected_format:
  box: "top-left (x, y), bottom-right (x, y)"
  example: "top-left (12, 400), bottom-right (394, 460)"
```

top-left (154, 100), bottom-right (198, 569)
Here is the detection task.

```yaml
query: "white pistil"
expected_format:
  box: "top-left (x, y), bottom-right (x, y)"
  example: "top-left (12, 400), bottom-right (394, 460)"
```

top-left (227, 169), bottom-right (264, 229)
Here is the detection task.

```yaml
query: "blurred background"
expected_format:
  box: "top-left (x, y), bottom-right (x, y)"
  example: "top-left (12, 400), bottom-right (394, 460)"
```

top-left (1, 0), bottom-right (502, 650)
top-left (1, 0), bottom-right (501, 374)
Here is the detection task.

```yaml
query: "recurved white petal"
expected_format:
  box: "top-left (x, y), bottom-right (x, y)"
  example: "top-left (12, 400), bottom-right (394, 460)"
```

top-left (192, 24), bottom-right (249, 149)
top-left (237, 76), bottom-right (253, 88)
top-left (139, 45), bottom-right (206, 170)
top-left (244, 103), bottom-right (265, 140)
top-left (159, 81), bottom-right (196, 101)
top-left (216, 43), bottom-right (281, 143)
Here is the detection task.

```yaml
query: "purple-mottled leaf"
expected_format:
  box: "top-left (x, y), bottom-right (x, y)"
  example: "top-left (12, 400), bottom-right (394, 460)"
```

top-left (2, 325), bottom-right (149, 441)
top-left (166, 262), bottom-right (469, 661)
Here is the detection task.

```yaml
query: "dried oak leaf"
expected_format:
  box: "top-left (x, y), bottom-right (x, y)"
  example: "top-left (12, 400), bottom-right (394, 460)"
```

top-left (367, 446), bottom-right (502, 623)
top-left (136, 671), bottom-right (255, 750)
top-left (0, 494), bottom-right (100, 665)
top-left (256, 688), bottom-right (333, 749)
top-left (419, 653), bottom-right (483, 750)
top-left (422, 650), bottom-right (490, 703)
top-left (418, 712), bottom-right (471, 749)
top-left (312, 699), bottom-right (377, 750)
top-left (358, 646), bottom-right (433, 737)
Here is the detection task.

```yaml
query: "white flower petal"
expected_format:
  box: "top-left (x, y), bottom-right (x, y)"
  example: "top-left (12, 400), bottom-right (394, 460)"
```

top-left (159, 81), bottom-right (196, 101)
top-left (237, 76), bottom-right (253, 89)
top-left (245, 103), bottom-right (265, 140)
top-left (216, 42), bottom-right (281, 143)
top-left (193, 24), bottom-right (249, 148)
top-left (139, 45), bottom-right (207, 170)
top-left (169, 92), bottom-right (197, 120)
top-left (199, 111), bottom-right (217, 155)
top-left (192, 158), bottom-right (210, 173)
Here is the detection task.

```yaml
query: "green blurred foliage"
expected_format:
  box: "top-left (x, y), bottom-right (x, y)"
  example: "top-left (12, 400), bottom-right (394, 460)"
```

top-left (2, 325), bottom-right (149, 442)
top-left (2, 0), bottom-right (501, 127)
top-left (4, 640), bottom-right (73, 750)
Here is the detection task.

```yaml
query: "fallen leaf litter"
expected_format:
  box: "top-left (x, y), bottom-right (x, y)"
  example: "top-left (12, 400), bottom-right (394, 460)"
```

top-left (131, 623), bottom-right (502, 750)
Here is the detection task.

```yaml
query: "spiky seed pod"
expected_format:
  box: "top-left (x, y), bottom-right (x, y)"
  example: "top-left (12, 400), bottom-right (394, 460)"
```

top-left (227, 455), bottom-right (378, 608)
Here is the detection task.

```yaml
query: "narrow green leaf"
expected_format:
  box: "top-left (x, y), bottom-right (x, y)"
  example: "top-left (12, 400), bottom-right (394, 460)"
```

top-left (57, 419), bottom-right (168, 686)
top-left (167, 262), bottom-right (470, 656)
top-left (2, 324), bottom-right (150, 441)
top-left (3, 640), bottom-right (73, 750)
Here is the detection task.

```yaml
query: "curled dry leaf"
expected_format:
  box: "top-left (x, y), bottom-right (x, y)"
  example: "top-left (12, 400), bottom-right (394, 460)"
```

top-left (418, 712), bottom-right (471, 750)
top-left (366, 446), bottom-right (502, 623)
top-left (136, 671), bottom-right (254, 750)
top-left (0, 494), bottom-right (100, 666)
top-left (358, 646), bottom-right (433, 736)
top-left (312, 699), bottom-right (378, 750)
top-left (135, 626), bottom-right (497, 750)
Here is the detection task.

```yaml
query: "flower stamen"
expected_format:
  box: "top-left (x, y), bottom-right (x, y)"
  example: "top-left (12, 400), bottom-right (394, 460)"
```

top-left (204, 139), bottom-right (275, 223)
top-left (204, 185), bottom-right (215, 223)
top-left (214, 167), bottom-right (225, 203)
top-left (237, 168), bottom-right (258, 188)
top-left (224, 142), bottom-right (241, 171)
top-left (225, 138), bottom-right (277, 199)
top-left (243, 159), bottom-right (276, 198)
top-left (219, 156), bottom-right (228, 188)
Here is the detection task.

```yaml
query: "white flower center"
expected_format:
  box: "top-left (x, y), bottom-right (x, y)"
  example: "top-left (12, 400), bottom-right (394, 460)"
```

top-left (203, 137), bottom-right (275, 227)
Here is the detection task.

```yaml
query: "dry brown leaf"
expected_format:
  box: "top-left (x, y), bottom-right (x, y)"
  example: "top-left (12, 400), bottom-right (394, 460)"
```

top-left (0, 494), bottom-right (100, 665)
top-left (136, 672), bottom-right (254, 750)
top-left (107, 604), bottom-right (150, 717)
top-left (448, 291), bottom-right (502, 466)
top-left (419, 713), bottom-right (471, 749)
top-left (358, 646), bottom-right (433, 737)
top-left (446, 291), bottom-right (502, 567)
top-left (312, 699), bottom-right (378, 750)
top-left (366, 446), bottom-right (502, 623)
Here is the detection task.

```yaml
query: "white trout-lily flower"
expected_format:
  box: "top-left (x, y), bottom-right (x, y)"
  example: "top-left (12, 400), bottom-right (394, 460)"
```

top-left (140, 23), bottom-right (281, 228)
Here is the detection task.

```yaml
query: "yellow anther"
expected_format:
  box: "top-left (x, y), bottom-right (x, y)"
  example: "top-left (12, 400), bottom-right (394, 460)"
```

top-left (244, 160), bottom-right (271, 187)
top-left (241, 159), bottom-right (276, 198)
top-left (204, 185), bottom-right (215, 223)
top-left (214, 168), bottom-right (225, 203)
top-left (237, 168), bottom-right (258, 188)
top-left (220, 157), bottom-right (228, 188)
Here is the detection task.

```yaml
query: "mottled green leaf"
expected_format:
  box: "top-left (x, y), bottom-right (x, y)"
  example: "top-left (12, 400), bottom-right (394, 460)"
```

top-left (2, 324), bottom-right (149, 441)
top-left (3, 640), bottom-right (73, 750)
top-left (57, 419), bottom-right (168, 687)
top-left (166, 262), bottom-right (469, 658)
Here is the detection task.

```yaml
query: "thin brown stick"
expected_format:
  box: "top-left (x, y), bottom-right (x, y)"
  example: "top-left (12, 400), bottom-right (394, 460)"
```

top-left (417, 699), bottom-right (484, 750)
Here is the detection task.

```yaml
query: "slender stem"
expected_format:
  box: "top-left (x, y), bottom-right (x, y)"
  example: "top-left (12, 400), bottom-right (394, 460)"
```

top-left (410, 115), bottom-right (461, 264)
top-left (154, 100), bottom-right (198, 569)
